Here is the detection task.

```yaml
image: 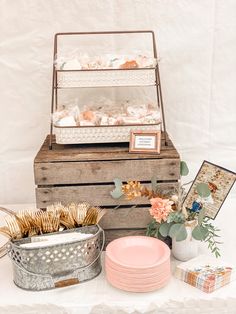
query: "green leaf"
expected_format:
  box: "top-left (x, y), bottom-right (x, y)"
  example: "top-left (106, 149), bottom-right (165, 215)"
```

top-left (167, 212), bottom-right (185, 223)
top-left (169, 223), bottom-right (180, 238)
top-left (192, 225), bottom-right (208, 241)
top-left (110, 178), bottom-right (123, 199)
top-left (200, 226), bottom-right (209, 239)
top-left (159, 222), bottom-right (172, 237)
top-left (175, 226), bottom-right (187, 241)
top-left (146, 228), bottom-right (152, 236)
top-left (154, 229), bottom-right (159, 238)
top-left (198, 207), bottom-right (206, 225)
top-left (196, 183), bottom-right (211, 198)
top-left (215, 251), bottom-right (221, 258)
top-left (180, 161), bottom-right (189, 176)
top-left (146, 219), bottom-right (160, 237)
top-left (169, 223), bottom-right (187, 241)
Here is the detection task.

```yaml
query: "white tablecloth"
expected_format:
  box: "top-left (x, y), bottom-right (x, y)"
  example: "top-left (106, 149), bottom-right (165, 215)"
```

top-left (0, 253), bottom-right (236, 314)
top-left (0, 198), bottom-right (236, 314)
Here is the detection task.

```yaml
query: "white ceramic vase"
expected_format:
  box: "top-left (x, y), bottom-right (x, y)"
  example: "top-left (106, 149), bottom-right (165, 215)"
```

top-left (172, 224), bottom-right (199, 262)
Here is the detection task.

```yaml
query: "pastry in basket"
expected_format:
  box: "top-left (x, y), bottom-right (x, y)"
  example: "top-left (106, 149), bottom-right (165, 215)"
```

top-left (120, 60), bottom-right (138, 69)
top-left (53, 105), bottom-right (79, 126)
top-left (52, 99), bottom-right (161, 127)
top-left (55, 53), bottom-right (157, 70)
top-left (57, 116), bottom-right (77, 127)
top-left (82, 110), bottom-right (96, 121)
top-left (62, 58), bottom-right (82, 70)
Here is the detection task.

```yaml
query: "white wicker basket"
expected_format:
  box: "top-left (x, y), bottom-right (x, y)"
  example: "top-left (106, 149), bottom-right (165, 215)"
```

top-left (54, 124), bottom-right (161, 144)
top-left (57, 69), bottom-right (156, 88)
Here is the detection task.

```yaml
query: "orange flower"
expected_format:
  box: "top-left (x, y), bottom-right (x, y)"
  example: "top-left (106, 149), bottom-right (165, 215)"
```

top-left (149, 197), bottom-right (173, 223)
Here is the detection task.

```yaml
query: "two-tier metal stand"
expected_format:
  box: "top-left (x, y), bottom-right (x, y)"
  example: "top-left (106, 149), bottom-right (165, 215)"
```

top-left (49, 30), bottom-right (167, 149)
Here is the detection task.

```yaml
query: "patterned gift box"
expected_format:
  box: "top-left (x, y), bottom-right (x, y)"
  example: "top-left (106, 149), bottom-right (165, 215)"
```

top-left (175, 255), bottom-right (236, 293)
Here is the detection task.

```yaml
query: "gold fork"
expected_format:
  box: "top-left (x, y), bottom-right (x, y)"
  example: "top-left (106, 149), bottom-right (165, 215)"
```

top-left (40, 212), bottom-right (50, 233)
top-left (5, 216), bottom-right (22, 239)
top-left (17, 210), bottom-right (36, 236)
top-left (60, 206), bottom-right (75, 229)
top-left (0, 226), bottom-right (11, 238)
top-left (69, 202), bottom-right (89, 226)
top-left (83, 206), bottom-right (107, 225)
top-left (82, 207), bottom-right (99, 225)
top-left (30, 210), bottom-right (43, 234)
top-left (51, 212), bottom-right (60, 232)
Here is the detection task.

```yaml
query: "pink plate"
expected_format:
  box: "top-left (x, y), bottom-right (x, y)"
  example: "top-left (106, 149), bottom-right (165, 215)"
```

top-left (105, 266), bottom-right (170, 282)
top-left (107, 280), bottom-right (170, 293)
top-left (106, 274), bottom-right (171, 292)
top-left (105, 255), bottom-right (170, 274)
top-left (106, 269), bottom-right (171, 286)
top-left (105, 259), bottom-right (170, 278)
top-left (106, 272), bottom-right (170, 287)
top-left (106, 236), bottom-right (170, 269)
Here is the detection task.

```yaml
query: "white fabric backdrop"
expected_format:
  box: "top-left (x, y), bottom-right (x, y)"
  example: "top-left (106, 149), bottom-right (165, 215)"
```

top-left (0, 0), bottom-right (235, 204)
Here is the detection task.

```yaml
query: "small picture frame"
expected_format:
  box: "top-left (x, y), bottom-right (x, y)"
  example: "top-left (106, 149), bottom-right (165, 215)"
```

top-left (129, 130), bottom-right (161, 154)
top-left (183, 160), bottom-right (236, 219)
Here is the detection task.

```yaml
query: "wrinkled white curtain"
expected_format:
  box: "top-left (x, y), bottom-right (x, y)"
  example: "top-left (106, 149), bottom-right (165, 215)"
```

top-left (0, 0), bottom-right (235, 204)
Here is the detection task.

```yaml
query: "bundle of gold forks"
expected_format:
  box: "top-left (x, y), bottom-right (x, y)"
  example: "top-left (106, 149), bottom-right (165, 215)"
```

top-left (0, 203), bottom-right (106, 240)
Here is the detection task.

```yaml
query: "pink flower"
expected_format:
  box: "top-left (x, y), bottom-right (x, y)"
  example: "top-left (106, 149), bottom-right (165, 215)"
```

top-left (149, 197), bottom-right (173, 223)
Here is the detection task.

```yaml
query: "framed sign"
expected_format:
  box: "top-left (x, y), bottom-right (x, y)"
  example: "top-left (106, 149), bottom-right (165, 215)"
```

top-left (129, 130), bottom-right (161, 154)
top-left (183, 160), bottom-right (236, 219)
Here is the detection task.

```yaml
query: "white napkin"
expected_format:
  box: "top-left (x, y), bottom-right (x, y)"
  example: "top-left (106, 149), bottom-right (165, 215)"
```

top-left (20, 232), bottom-right (93, 248)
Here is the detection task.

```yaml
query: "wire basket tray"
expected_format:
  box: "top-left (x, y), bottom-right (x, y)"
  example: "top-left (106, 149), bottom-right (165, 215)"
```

top-left (57, 68), bottom-right (156, 88)
top-left (54, 123), bottom-right (161, 144)
top-left (8, 225), bottom-right (104, 291)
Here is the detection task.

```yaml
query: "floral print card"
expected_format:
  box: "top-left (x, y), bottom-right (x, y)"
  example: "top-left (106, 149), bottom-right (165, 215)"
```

top-left (183, 161), bottom-right (236, 219)
top-left (175, 255), bottom-right (236, 293)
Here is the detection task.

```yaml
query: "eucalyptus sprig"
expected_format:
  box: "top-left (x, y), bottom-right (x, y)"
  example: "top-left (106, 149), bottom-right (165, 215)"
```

top-left (202, 217), bottom-right (222, 258)
top-left (146, 219), bottom-right (160, 238)
top-left (191, 207), bottom-right (222, 258)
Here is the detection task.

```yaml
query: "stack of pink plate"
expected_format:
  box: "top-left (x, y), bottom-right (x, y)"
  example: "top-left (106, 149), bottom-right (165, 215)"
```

top-left (105, 236), bottom-right (171, 292)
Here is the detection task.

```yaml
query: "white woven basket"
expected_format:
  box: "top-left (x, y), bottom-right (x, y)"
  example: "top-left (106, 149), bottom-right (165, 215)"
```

top-left (57, 69), bottom-right (156, 88)
top-left (54, 124), bottom-right (161, 144)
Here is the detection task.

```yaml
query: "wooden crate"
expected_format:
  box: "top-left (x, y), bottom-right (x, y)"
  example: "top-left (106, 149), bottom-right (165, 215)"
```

top-left (34, 134), bottom-right (180, 247)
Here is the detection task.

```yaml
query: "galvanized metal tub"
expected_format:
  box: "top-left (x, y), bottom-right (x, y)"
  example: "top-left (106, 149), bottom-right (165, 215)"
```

top-left (8, 225), bottom-right (104, 291)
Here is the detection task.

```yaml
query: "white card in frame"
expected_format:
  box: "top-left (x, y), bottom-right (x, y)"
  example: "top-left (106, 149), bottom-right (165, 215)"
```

top-left (129, 130), bottom-right (161, 154)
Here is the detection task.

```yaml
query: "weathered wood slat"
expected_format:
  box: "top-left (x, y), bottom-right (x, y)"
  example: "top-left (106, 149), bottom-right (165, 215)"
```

top-left (34, 134), bottom-right (179, 163)
top-left (100, 207), bottom-right (152, 229)
top-left (104, 229), bottom-right (147, 248)
top-left (35, 182), bottom-right (179, 208)
top-left (34, 158), bottom-right (180, 185)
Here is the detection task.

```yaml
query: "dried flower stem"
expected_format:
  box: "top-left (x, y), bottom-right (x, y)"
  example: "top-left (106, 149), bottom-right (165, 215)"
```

top-left (122, 181), bottom-right (165, 201)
